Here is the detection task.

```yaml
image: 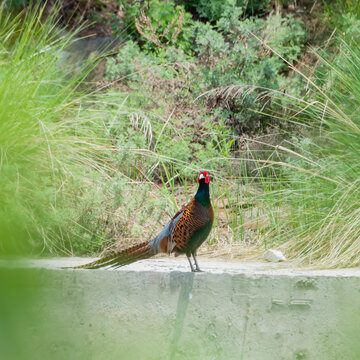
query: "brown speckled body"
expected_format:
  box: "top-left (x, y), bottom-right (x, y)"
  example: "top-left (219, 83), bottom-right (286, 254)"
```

top-left (171, 198), bottom-right (214, 257)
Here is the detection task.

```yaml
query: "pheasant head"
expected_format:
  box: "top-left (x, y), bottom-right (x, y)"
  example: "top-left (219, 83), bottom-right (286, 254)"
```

top-left (197, 170), bottom-right (210, 184)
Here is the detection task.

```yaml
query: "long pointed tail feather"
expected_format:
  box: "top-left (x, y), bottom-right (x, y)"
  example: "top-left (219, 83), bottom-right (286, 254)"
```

top-left (70, 241), bottom-right (155, 270)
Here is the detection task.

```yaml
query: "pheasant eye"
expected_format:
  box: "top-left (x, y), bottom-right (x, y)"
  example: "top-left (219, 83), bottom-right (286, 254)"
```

top-left (205, 176), bottom-right (210, 184)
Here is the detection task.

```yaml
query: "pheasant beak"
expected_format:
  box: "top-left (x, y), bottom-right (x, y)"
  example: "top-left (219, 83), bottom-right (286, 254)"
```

top-left (198, 173), bottom-right (205, 180)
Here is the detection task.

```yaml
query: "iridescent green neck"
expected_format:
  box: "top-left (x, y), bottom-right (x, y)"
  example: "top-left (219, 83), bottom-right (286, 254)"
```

top-left (195, 181), bottom-right (210, 207)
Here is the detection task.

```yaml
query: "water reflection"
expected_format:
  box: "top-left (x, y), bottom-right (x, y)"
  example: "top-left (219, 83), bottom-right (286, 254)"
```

top-left (169, 271), bottom-right (195, 359)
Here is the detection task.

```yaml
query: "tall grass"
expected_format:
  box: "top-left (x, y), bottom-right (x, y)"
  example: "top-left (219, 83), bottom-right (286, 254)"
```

top-left (255, 41), bottom-right (360, 267)
top-left (0, 4), bottom-right (113, 255)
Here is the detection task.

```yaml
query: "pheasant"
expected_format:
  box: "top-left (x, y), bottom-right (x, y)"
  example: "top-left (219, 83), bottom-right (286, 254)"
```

top-left (73, 171), bottom-right (214, 272)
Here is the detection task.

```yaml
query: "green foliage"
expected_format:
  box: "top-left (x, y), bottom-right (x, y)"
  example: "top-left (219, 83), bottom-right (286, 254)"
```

top-left (324, 0), bottom-right (360, 41)
top-left (183, 0), bottom-right (270, 22)
top-left (106, 4), bottom-right (305, 134)
top-left (190, 12), bottom-right (305, 132)
top-left (117, 0), bottom-right (193, 52)
top-left (105, 40), bottom-right (154, 81)
top-left (195, 0), bottom-right (239, 22)
top-left (193, 22), bottom-right (229, 59)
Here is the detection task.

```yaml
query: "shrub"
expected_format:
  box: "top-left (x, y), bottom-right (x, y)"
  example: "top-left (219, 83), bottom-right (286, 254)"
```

top-left (105, 2), bottom-right (306, 136)
top-left (324, 0), bottom-right (360, 42)
top-left (191, 12), bottom-right (305, 133)
top-left (182, 0), bottom-right (271, 22)
top-left (105, 40), bottom-right (155, 81)
top-left (119, 0), bottom-right (193, 52)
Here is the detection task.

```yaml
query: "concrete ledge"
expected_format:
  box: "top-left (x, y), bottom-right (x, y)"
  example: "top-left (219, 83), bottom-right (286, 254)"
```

top-left (14, 256), bottom-right (360, 276)
top-left (1, 258), bottom-right (360, 360)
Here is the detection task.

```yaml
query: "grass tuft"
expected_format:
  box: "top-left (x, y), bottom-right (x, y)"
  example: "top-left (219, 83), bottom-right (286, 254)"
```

top-left (254, 41), bottom-right (360, 267)
top-left (0, 3), bottom-right (112, 255)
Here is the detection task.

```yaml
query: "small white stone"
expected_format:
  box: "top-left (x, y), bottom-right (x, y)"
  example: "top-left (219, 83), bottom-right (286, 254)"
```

top-left (264, 249), bottom-right (286, 262)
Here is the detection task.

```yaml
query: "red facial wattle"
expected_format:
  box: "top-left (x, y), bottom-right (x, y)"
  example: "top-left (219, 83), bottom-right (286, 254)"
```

top-left (197, 171), bottom-right (210, 184)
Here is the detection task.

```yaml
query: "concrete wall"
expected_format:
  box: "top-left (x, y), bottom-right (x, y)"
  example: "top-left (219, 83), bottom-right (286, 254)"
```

top-left (1, 258), bottom-right (360, 360)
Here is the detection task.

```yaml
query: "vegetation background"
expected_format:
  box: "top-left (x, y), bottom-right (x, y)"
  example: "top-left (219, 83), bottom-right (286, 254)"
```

top-left (1, 0), bottom-right (359, 268)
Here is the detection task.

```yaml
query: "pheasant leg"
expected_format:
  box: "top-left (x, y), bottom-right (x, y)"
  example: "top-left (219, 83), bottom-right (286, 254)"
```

top-left (192, 253), bottom-right (203, 272)
top-left (187, 256), bottom-right (195, 272)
